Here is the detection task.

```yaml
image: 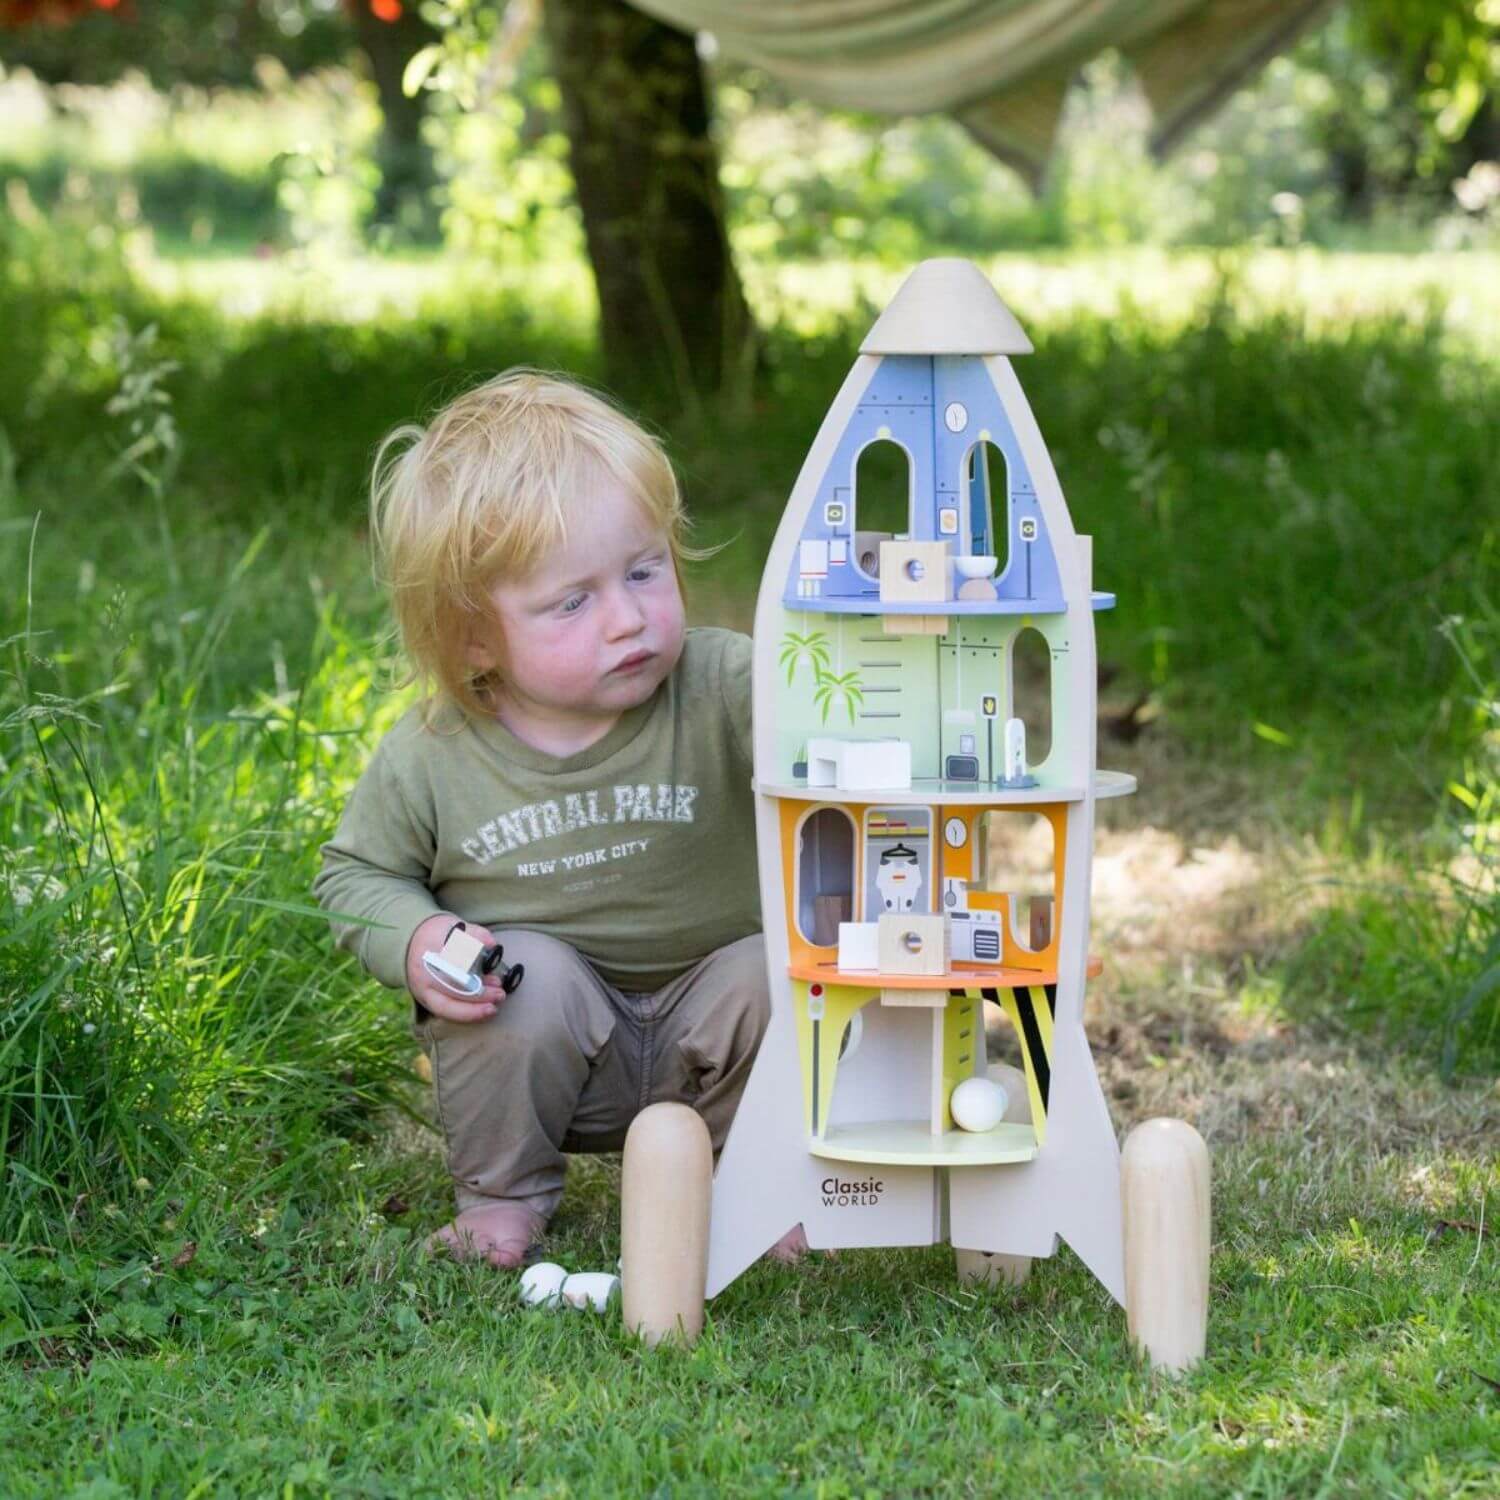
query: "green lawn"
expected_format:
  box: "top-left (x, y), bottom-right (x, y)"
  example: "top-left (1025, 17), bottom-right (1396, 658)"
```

top-left (3, 1091), bottom-right (1496, 1496)
top-left (2, 237), bottom-right (1496, 1495)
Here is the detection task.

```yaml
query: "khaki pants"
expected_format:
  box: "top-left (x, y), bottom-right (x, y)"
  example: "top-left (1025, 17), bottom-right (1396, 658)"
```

top-left (414, 929), bottom-right (769, 1220)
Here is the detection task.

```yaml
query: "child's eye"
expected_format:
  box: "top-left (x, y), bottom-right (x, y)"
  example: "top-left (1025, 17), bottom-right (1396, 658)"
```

top-left (629, 559), bottom-right (663, 582)
top-left (558, 593), bottom-right (586, 615)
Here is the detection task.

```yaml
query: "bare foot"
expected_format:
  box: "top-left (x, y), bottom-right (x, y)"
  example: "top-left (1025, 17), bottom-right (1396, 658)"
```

top-left (427, 1201), bottom-right (546, 1269)
top-left (766, 1222), bottom-right (810, 1263)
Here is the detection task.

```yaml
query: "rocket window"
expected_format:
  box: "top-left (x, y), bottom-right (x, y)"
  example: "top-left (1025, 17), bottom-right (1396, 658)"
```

top-left (1009, 626), bottom-right (1052, 763)
top-left (976, 810), bottom-right (1055, 954)
top-left (796, 807), bottom-right (856, 947)
top-left (965, 440), bottom-right (1010, 576)
top-left (852, 439), bottom-right (912, 577)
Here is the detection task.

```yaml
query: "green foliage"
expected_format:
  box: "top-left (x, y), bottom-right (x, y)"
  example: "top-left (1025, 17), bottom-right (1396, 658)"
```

top-left (1278, 586), bottom-right (1500, 1077)
top-left (717, 76), bottom-right (1052, 261)
top-left (0, 315), bottom-right (418, 1246)
top-left (0, 189), bottom-right (154, 459)
top-left (0, 68), bottom-right (380, 250)
top-left (777, 626), bottom-right (865, 725)
top-left (1286, 2), bottom-right (1499, 236)
top-left (0, 0), bottom-right (352, 90)
top-left (1347, 0), bottom-right (1499, 166)
top-left (427, 72), bottom-right (582, 263)
top-left (1007, 272), bottom-right (1498, 793)
top-left (8, 26), bottom-right (1497, 270)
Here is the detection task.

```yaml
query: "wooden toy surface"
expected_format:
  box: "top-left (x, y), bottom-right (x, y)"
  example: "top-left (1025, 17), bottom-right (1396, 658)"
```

top-left (757, 772), bottom-right (1137, 805)
top-left (860, 259), bottom-right (1034, 356)
top-left (784, 591), bottom-right (1118, 615)
top-left (809, 1119), bottom-right (1037, 1166)
top-left (708, 258), bottom-right (1142, 1311)
top-left (788, 956), bottom-right (1103, 988)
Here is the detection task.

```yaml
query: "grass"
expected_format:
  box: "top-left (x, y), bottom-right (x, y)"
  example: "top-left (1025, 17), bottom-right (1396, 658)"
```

top-left (1, 1075), bottom-right (1495, 1495)
top-left (2, 222), bottom-right (1497, 1493)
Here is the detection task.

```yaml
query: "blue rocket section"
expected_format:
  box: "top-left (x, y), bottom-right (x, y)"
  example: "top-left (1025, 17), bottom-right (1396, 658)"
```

top-left (934, 356), bottom-right (1064, 610)
top-left (782, 354), bottom-right (1066, 615)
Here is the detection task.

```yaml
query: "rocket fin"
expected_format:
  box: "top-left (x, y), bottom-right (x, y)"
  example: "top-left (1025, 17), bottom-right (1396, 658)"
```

top-left (948, 1024), bottom-right (1124, 1304)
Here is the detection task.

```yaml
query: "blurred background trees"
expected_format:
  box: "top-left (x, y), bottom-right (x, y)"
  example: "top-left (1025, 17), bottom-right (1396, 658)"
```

top-left (1304, 0), bottom-right (1500, 216)
top-left (2, 0), bottom-right (1496, 398)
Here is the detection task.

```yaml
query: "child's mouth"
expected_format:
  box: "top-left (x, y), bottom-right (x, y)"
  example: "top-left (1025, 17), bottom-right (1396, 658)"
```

top-left (612, 651), bottom-right (654, 673)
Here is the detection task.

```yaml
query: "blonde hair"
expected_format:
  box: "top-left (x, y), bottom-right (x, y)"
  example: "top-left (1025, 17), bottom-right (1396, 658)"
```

top-left (370, 368), bottom-right (710, 724)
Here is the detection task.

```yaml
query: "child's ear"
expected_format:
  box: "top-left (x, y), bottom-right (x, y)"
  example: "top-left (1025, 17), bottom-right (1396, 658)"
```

top-left (464, 633), bottom-right (498, 672)
top-left (463, 613), bottom-right (502, 672)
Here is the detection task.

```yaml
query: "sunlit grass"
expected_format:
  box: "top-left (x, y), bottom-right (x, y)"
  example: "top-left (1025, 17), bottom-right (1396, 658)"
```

top-left (127, 242), bottom-right (1500, 359)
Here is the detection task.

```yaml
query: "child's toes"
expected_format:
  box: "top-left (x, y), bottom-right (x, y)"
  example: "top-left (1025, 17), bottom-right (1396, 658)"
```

top-left (767, 1222), bottom-right (810, 1262)
top-left (431, 1202), bottom-right (546, 1269)
top-left (425, 1223), bottom-right (470, 1259)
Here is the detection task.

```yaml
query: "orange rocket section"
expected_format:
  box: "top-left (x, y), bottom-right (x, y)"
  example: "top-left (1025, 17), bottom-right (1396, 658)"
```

top-left (777, 797), bottom-right (1096, 989)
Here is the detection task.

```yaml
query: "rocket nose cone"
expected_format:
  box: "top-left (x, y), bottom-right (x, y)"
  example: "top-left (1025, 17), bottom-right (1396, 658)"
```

top-left (860, 258), bottom-right (1033, 357)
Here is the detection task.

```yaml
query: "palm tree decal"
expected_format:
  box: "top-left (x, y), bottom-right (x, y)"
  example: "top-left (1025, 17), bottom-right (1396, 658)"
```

top-left (779, 628), bottom-right (831, 686)
top-left (813, 669), bottom-right (865, 726)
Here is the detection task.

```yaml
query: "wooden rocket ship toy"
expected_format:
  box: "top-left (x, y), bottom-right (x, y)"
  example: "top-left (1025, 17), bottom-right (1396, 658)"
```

top-left (623, 260), bottom-right (1210, 1371)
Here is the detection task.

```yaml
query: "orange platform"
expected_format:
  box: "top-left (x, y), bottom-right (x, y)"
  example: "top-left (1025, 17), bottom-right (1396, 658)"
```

top-left (787, 956), bottom-right (1103, 989)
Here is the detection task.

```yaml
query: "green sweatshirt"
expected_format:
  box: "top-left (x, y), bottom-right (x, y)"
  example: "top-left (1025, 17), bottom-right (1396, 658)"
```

top-left (313, 628), bottom-right (761, 994)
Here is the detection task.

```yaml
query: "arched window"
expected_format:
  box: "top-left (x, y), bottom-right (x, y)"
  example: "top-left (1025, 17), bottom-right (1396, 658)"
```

top-left (965, 440), bottom-right (1009, 575)
top-left (976, 810), bottom-right (1055, 953)
top-left (852, 439), bottom-right (912, 578)
top-left (1009, 626), bottom-right (1052, 764)
top-left (796, 807), bottom-right (856, 947)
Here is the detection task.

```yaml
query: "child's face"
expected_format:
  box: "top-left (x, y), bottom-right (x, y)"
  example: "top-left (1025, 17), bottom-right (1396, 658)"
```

top-left (470, 479), bottom-right (686, 734)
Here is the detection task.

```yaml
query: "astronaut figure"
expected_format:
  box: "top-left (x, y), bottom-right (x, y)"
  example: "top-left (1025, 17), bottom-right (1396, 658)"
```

top-left (875, 842), bottom-right (923, 912)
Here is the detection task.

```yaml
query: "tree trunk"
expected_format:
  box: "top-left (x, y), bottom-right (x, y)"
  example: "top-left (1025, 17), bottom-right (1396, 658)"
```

top-left (542, 0), bottom-right (755, 406)
top-left (349, 3), bottom-right (441, 237)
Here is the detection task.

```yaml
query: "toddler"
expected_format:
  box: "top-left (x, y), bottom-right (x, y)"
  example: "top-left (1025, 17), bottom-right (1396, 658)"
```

top-left (315, 370), bottom-right (797, 1267)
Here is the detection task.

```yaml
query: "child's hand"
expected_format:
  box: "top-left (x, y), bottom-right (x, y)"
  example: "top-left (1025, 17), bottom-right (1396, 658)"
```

top-left (406, 913), bottom-right (508, 1023)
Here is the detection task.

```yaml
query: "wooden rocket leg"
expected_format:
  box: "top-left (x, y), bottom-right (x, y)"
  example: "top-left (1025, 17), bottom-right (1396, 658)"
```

top-left (1122, 1118), bottom-right (1210, 1373)
top-left (621, 1103), bottom-right (712, 1347)
top-left (955, 1061), bottom-right (1033, 1289)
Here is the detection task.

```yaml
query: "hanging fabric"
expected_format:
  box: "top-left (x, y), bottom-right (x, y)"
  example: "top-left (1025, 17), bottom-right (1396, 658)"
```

top-left (627, 0), bottom-right (1334, 186)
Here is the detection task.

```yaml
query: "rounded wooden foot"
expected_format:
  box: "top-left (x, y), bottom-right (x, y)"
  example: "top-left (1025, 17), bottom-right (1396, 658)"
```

top-left (954, 1062), bottom-right (1033, 1288)
top-left (1122, 1117), bottom-right (1210, 1373)
top-left (621, 1103), bottom-right (711, 1347)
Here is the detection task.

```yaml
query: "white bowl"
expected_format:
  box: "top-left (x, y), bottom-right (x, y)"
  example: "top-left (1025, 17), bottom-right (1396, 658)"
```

top-left (954, 555), bottom-right (999, 580)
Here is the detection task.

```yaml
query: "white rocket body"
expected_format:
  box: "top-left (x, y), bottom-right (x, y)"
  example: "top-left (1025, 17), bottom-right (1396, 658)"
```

top-left (706, 259), bottom-right (1127, 1306)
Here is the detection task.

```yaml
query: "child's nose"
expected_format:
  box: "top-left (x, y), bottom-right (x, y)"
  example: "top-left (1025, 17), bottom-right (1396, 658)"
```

top-left (605, 585), bottom-right (647, 636)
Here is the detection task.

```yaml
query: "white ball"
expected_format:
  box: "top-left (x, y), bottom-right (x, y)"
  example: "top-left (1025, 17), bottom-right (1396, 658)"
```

top-left (950, 1076), bottom-right (1009, 1133)
top-left (561, 1272), bottom-right (620, 1312)
top-left (519, 1262), bottom-right (568, 1307)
